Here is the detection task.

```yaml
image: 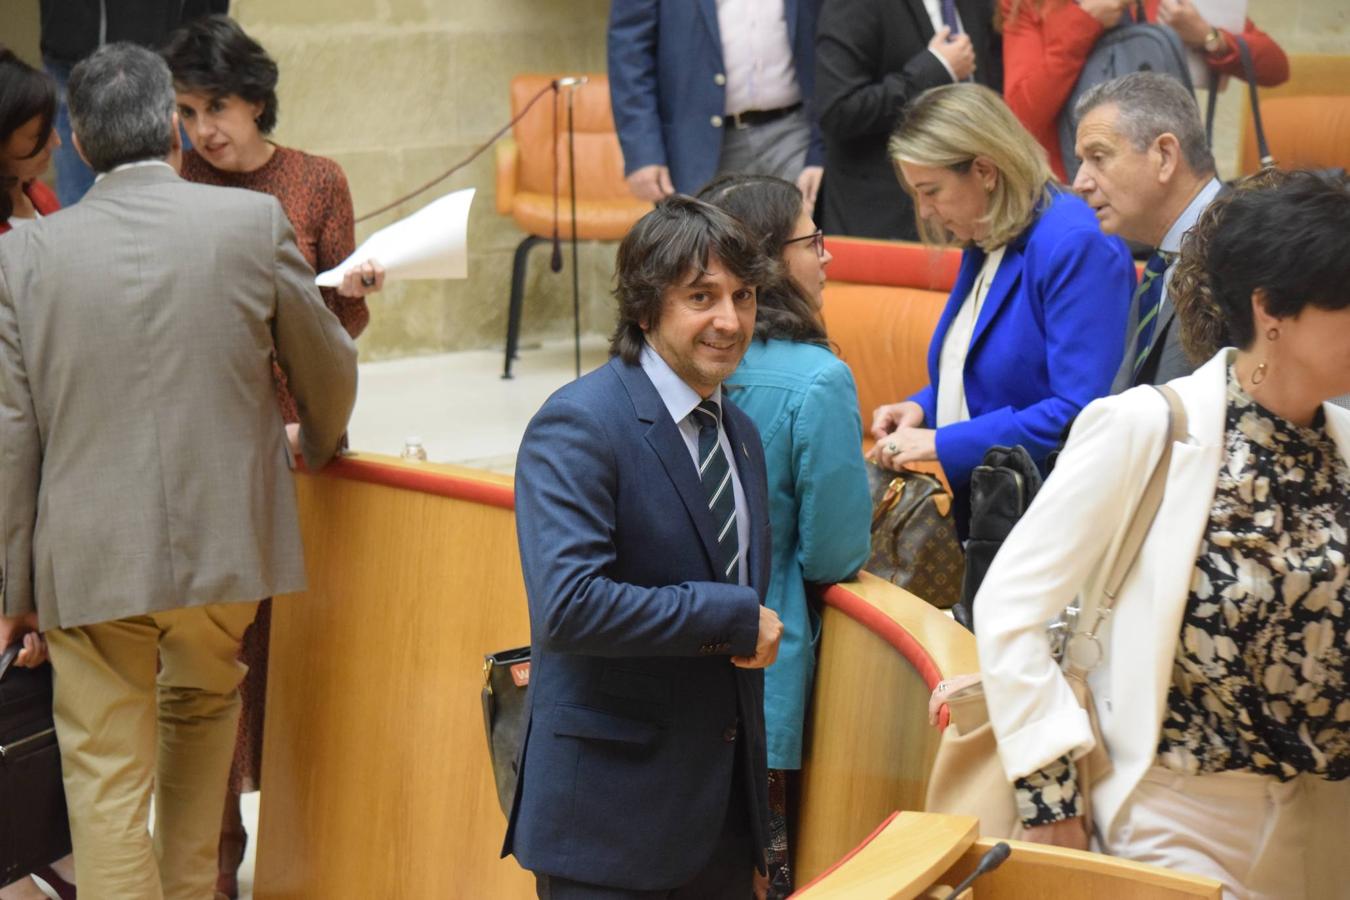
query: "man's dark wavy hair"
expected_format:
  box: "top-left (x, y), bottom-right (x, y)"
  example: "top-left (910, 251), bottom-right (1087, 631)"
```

top-left (609, 194), bottom-right (775, 364)
top-left (160, 15), bottom-right (280, 134)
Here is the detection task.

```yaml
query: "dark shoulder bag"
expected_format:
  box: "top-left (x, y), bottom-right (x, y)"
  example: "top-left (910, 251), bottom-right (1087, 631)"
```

top-left (481, 646), bottom-right (530, 817)
top-left (0, 643), bottom-right (72, 886)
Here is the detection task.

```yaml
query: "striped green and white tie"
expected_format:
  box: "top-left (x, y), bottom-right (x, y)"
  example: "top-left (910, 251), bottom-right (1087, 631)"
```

top-left (692, 400), bottom-right (740, 583)
top-left (1131, 251), bottom-right (1175, 377)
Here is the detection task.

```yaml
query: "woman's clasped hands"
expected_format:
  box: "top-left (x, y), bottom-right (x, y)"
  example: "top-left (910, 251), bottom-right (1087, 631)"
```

top-left (868, 400), bottom-right (938, 470)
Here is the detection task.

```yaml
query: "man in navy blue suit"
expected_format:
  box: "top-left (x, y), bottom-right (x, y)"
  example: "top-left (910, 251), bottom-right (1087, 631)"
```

top-left (608, 0), bottom-right (824, 215)
top-left (504, 196), bottom-right (783, 899)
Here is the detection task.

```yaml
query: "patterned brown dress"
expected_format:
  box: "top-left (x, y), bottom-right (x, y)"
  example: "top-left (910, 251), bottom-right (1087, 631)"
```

top-left (182, 145), bottom-right (369, 791)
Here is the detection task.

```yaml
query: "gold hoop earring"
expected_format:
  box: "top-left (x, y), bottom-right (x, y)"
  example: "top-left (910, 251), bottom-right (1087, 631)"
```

top-left (1251, 360), bottom-right (1268, 386)
top-left (1266, 327), bottom-right (1279, 341)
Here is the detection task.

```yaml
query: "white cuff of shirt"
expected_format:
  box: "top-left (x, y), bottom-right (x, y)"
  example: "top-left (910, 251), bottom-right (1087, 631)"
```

top-left (928, 47), bottom-right (959, 83)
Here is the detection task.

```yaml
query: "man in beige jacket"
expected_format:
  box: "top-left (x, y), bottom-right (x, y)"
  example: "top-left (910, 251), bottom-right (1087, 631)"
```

top-left (0, 43), bottom-right (357, 899)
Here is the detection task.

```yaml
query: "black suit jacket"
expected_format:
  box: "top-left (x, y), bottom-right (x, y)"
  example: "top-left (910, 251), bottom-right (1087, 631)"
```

top-left (815, 0), bottom-right (1001, 238)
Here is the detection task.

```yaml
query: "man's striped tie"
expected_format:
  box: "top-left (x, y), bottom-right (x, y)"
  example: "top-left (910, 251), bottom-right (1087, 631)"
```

top-left (692, 400), bottom-right (740, 583)
top-left (1131, 251), bottom-right (1174, 378)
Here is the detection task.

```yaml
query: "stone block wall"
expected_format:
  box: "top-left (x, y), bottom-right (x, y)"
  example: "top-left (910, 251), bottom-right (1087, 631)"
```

top-left (231, 0), bottom-right (617, 362)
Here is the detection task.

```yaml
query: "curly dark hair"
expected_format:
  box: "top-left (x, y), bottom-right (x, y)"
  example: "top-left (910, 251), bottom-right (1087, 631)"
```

top-left (696, 173), bottom-right (830, 348)
top-left (1173, 169), bottom-right (1350, 362)
top-left (610, 194), bottom-right (775, 365)
top-left (0, 46), bottom-right (57, 222)
top-left (160, 15), bottom-right (279, 134)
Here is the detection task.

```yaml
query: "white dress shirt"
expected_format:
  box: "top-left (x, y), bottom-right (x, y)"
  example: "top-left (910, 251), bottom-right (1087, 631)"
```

top-left (640, 343), bottom-right (750, 585)
top-left (93, 159), bottom-right (175, 183)
top-left (936, 245), bottom-right (1005, 427)
top-left (716, 0), bottom-right (802, 116)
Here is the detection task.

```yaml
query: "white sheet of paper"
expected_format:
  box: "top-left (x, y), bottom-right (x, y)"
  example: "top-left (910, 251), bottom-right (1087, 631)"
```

top-left (1187, 0), bottom-right (1247, 88)
top-left (315, 187), bottom-right (475, 287)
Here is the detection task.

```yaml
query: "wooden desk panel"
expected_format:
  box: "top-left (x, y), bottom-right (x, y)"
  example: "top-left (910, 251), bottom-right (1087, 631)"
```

top-left (255, 457), bottom-right (534, 898)
top-left (794, 575), bottom-right (979, 883)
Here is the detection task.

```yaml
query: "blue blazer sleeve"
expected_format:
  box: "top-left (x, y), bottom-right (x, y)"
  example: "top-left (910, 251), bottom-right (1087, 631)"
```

top-left (933, 224), bottom-right (1133, 485)
top-left (608, 0), bottom-right (669, 175)
top-left (792, 361), bottom-right (872, 583)
top-left (906, 383), bottom-right (937, 428)
top-left (514, 395), bottom-right (762, 658)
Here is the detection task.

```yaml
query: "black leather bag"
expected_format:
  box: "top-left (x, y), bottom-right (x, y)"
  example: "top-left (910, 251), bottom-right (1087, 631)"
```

top-left (0, 643), bottom-right (73, 887)
top-left (953, 445), bottom-right (1043, 631)
top-left (481, 646), bottom-right (530, 817)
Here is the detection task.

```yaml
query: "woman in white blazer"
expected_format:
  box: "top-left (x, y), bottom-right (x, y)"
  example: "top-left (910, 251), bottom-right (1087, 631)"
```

top-left (973, 171), bottom-right (1350, 899)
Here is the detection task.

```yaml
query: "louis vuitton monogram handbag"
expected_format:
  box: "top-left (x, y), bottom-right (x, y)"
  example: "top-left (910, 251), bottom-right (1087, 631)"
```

top-left (865, 463), bottom-right (964, 609)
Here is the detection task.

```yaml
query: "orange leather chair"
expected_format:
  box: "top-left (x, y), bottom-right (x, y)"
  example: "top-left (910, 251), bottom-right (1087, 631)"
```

top-left (1239, 54), bottom-right (1350, 176)
top-left (819, 237), bottom-right (961, 453)
top-left (494, 73), bottom-right (651, 377)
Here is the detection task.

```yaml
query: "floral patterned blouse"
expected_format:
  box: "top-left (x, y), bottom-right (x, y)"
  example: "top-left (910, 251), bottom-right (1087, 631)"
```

top-left (1017, 369), bottom-right (1350, 826)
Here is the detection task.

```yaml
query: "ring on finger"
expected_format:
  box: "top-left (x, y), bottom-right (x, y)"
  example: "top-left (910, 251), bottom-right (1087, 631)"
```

top-left (361, 273), bottom-right (377, 287)
top-left (886, 442), bottom-right (898, 454)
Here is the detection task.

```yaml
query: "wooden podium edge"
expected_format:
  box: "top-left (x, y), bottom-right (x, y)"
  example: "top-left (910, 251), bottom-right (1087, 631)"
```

top-left (304, 451), bottom-right (516, 510)
top-left (791, 810), bottom-right (902, 896)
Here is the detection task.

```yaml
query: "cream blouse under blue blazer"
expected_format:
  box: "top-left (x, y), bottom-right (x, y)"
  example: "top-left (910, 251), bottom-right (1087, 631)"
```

top-left (909, 190), bottom-right (1135, 505)
top-left (727, 339), bottom-right (872, 770)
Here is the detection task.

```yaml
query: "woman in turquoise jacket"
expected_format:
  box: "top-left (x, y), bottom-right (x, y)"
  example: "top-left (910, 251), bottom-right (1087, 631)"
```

top-left (699, 174), bottom-right (872, 898)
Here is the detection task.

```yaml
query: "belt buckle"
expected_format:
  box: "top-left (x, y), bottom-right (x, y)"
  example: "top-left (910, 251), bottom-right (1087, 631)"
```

top-left (728, 111), bottom-right (750, 130)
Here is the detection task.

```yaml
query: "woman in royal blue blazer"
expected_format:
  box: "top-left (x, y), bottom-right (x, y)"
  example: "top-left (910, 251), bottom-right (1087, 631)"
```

top-left (699, 174), bottom-right (871, 898)
top-left (870, 84), bottom-right (1134, 535)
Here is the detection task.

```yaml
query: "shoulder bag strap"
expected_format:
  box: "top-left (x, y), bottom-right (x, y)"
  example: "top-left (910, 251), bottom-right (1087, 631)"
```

top-left (1206, 68), bottom-right (1220, 146)
top-left (1101, 385), bottom-right (1187, 606)
top-left (1064, 385), bottom-right (1187, 674)
top-left (1233, 35), bottom-right (1274, 169)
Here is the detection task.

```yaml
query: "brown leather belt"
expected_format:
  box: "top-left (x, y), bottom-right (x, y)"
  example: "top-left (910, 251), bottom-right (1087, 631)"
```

top-left (724, 102), bottom-right (803, 129)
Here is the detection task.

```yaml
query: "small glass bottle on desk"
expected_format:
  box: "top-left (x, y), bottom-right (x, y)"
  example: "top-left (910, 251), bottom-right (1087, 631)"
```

top-left (401, 435), bottom-right (428, 462)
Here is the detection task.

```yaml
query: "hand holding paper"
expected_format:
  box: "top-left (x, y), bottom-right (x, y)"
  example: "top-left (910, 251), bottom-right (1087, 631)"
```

top-left (316, 188), bottom-right (475, 287)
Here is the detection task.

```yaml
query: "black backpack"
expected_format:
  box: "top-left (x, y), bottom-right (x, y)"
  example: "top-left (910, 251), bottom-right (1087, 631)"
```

top-left (1058, 1), bottom-right (1194, 182)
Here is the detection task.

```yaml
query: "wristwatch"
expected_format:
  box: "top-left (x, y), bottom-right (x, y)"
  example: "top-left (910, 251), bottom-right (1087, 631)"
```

top-left (1203, 27), bottom-right (1225, 54)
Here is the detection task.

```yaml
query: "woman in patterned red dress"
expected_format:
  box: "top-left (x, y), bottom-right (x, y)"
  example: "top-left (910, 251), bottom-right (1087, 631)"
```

top-left (160, 17), bottom-right (381, 899)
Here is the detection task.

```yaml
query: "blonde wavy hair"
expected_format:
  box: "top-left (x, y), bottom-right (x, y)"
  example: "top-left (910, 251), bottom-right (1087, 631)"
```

top-left (888, 84), bottom-right (1055, 250)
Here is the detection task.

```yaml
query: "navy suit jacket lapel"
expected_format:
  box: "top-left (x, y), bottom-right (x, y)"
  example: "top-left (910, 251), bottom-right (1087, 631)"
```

top-left (615, 359), bottom-right (724, 578)
top-left (720, 402), bottom-right (767, 594)
top-left (698, 0), bottom-right (722, 50)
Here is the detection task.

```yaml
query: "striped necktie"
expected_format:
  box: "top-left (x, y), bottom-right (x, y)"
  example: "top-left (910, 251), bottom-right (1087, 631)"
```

top-left (941, 0), bottom-right (962, 34)
top-left (692, 400), bottom-right (740, 583)
top-left (1131, 251), bottom-right (1174, 378)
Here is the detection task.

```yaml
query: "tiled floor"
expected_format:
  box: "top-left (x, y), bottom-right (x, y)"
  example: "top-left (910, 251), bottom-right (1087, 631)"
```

top-left (236, 335), bottom-right (605, 898)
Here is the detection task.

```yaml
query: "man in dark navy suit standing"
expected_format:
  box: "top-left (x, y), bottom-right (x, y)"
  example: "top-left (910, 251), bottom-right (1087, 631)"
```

top-left (504, 196), bottom-right (783, 899)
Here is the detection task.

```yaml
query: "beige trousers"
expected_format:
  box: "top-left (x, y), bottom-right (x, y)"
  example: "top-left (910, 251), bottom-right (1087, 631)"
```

top-left (45, 601), bottom-right (259, 900)
top-left (1102, 766), bottom-right (1317, 900)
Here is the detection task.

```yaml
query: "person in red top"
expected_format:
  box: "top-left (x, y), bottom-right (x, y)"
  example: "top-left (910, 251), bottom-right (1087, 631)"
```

top-left (1, 47), bottom-right (63, 237)
top-left (159, 16), bottom-right (383, 899)
top-left (1000, 0), bottom-right (1289, 180)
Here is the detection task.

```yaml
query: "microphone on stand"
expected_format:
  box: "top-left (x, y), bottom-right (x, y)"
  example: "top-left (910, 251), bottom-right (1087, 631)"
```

top-left (942, 842), bottom-right (1010, 900)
